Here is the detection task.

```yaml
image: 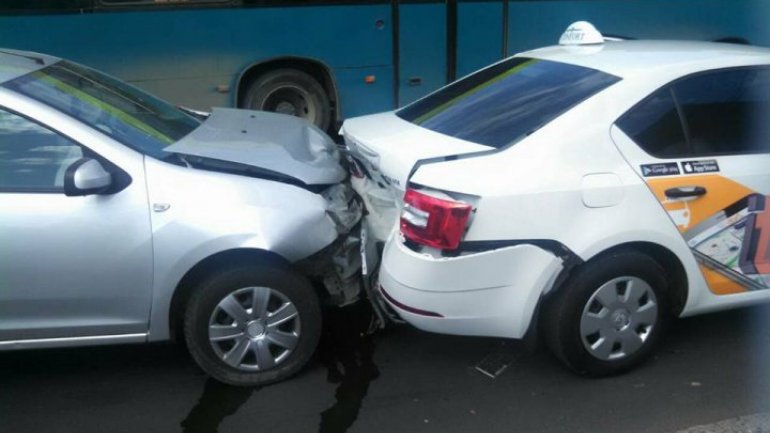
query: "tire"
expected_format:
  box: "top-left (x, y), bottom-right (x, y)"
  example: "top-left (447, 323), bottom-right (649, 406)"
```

top-left (542, 250), bottom-right (668, 376)
top-left (243, 68), bottom-right (332, 131)
top-left (183, 264), bottom-right (322, 386)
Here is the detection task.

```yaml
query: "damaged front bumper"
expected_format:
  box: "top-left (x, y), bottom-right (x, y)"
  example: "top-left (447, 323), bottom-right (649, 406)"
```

top-left (297, 180), bottom-right (402, 328)
top-left (297, 226), bottom-right (363, 307)
top-left (297, 182), bottom-right (364, 307)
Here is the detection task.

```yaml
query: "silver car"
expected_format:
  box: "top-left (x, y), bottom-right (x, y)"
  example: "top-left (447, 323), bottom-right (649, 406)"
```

top-left (0, 49), bottom-right (363, 386)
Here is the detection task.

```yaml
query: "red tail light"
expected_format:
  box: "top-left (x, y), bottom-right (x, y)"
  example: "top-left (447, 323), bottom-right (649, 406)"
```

top-left (400, 188), bottom-right (472, 250)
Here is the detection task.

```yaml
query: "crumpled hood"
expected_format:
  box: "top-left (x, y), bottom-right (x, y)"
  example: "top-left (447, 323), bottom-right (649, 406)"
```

top-left (164, 108), bottom-right (346, 185)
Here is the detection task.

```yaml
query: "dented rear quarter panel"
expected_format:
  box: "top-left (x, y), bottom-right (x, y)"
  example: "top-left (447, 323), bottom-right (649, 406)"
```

top-left (408, 81), bottom-right (710, 317)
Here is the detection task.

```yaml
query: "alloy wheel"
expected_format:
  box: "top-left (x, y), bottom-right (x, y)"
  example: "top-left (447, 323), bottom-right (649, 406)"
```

top-left (208, 286), bottom-right (301, 371)
top-left (579, 276), bottom-right (658, 361)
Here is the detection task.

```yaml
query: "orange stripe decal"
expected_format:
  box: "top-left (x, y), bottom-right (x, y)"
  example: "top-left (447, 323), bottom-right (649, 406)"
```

top-left (699, 266), bottom-right (747, 295)
top-left (643, 174), bottom-right (767, 295)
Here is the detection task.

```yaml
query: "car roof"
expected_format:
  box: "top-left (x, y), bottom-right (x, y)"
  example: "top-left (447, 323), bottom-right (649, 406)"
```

top-left (0, 49), bottom-right (60, 84)
top-left (522, 40), bottom-right (770, 79)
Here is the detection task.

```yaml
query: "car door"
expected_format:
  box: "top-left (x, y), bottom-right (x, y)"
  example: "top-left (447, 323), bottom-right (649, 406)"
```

top-left (611, 65), bottom-right (770, 296)
top-left (0, 107), bottom-right (154, 343)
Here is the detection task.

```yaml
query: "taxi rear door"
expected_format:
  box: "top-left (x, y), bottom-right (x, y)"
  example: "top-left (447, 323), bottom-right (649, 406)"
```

top-left (611, 65), bottom-right (770, 296)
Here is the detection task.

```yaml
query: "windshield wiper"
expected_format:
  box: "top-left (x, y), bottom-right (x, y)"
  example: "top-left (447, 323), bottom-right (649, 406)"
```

top-left (0, 50), bottom-right (45, 65)
top-left (177, 106), bottom-right (211, 121)
top-left (179, 154), bottom-right (307, 187)
top-left (161, 152), bottom-right (192, 167)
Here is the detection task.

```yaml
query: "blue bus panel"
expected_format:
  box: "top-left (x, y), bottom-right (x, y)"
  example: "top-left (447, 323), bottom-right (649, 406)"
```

top-left (0, 4), bottom-right (394, 117)
top-left (507, 0), bottom-right (766, 56)
top-left (0, 0), bottom-right (764, 123)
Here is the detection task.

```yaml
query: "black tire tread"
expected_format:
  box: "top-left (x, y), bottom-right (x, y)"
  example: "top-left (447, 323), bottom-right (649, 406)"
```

top-left (542, 249), bottom-right (668, 377)
top-left (183, 264), bottom-right (321, 387)
top-left (243, 68), bottom-right (331, 131)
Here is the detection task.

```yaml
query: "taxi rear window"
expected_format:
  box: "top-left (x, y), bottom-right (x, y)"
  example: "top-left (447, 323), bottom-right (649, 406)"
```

top-left (397, 57), bottom-right (620, 149)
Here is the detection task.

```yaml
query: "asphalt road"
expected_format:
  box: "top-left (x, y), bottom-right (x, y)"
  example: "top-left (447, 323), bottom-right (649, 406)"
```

top-left (2, 301), bottom-right (770, 433)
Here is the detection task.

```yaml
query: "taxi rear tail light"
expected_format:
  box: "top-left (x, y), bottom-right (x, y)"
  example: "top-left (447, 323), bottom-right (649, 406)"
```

top-left (400, 188), bottom-right (472, 250)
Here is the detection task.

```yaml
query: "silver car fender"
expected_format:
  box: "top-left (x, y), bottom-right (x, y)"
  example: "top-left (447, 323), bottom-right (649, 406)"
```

top-left (143, 157), bottom-right (339, 340)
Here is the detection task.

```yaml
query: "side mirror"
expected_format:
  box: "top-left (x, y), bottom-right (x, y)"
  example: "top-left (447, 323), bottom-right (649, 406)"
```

top-left (64, 158), bottom-right (113, 197)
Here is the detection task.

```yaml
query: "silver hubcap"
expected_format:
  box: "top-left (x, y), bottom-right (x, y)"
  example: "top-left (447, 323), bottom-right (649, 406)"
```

top-left (580, 276), bottom-right (658, 361)
top-left (208, 286), bottom-right (301, 371)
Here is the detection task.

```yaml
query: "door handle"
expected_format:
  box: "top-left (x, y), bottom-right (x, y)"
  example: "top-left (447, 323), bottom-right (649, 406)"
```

top-left (665, 186), bottom-right (707, 199)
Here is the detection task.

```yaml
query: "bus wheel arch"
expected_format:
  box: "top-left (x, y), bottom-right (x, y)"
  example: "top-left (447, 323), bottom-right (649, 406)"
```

top-left (236, 57), bottom-right (339, 131)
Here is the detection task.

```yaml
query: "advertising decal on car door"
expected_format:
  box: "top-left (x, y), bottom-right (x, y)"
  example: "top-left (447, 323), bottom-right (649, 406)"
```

top-left (645, 174), bottom-right (770, 295)
top-left (614, 65), bottom-right (770, 296)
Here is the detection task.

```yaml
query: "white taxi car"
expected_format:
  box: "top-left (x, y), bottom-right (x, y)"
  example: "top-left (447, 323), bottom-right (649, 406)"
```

top-left (343, 22), bottom-right (770, 375)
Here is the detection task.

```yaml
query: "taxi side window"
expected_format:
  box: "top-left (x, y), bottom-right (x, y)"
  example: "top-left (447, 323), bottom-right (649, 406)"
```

top-left (618, 66), bottom-right (770, 158)
top-left (673, 67), bottom-right (770, 155)
top-left (616, 88), bottom-right (687, 158)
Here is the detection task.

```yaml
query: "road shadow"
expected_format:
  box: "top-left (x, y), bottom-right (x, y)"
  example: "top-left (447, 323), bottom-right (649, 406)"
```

top-left (180, 378), bottom-right (258, 433)
top-left (318, 301), bottom-right (380, 433)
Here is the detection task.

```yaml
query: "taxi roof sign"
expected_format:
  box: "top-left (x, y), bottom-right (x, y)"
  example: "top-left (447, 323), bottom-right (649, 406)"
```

top-left (559, 21), bottom-right (604, 46)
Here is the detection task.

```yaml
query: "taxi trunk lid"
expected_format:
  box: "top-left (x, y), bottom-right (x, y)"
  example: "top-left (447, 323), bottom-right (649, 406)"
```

top-left (341, 111), bottom-right (491, 243)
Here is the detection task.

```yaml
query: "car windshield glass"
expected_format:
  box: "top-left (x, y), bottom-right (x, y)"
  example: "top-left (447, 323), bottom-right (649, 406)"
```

top-left (2, 60), bottom-right (200, 159)
top-left (397, 57), bottom-right (621, 148)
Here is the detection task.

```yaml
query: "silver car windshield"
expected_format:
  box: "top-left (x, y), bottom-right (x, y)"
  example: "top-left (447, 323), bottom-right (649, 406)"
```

top-left (3, 60), bottom-right (200, 159)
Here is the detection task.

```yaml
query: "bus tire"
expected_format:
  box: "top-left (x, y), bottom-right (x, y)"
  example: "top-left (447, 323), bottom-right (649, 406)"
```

top-left (243, 68), bottom-right (331, 131)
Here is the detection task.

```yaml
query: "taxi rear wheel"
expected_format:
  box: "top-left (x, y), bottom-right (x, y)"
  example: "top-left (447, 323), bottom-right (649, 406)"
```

top-left (543, 250), bottom-right (668, 376)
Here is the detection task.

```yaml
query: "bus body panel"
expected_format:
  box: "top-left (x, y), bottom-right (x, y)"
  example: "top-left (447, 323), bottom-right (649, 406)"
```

top-left (0, 1), bottom-right (765, 121)
top-left (0, 4), bottom-right (393, 114)
top-left (334, 65), bottom-right (395, 119)
top-left (398, 2), bottom-right (447, 106)
top-left (456, 1), bottom-right (503, 79)
top-left (507, 0), bottom-right (764, 56)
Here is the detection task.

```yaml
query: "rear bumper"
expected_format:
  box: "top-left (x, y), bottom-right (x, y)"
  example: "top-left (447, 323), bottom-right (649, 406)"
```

top-left (379, 236), bottom-right (563, 338)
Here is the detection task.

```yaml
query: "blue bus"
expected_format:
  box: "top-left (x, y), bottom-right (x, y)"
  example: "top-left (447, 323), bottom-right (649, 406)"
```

top-left (0, 0), bottom-right (765, 130)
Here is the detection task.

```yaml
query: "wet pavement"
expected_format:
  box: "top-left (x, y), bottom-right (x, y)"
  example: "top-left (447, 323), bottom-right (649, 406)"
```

top-left (2, 301), bottom-right (770, 433)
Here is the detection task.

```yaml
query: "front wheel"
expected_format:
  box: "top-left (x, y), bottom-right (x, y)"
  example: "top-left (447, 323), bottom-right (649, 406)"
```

top-left (184, 264), bottom-right (322, 386)
top-left (543, 250), bottom-right (668, 376)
